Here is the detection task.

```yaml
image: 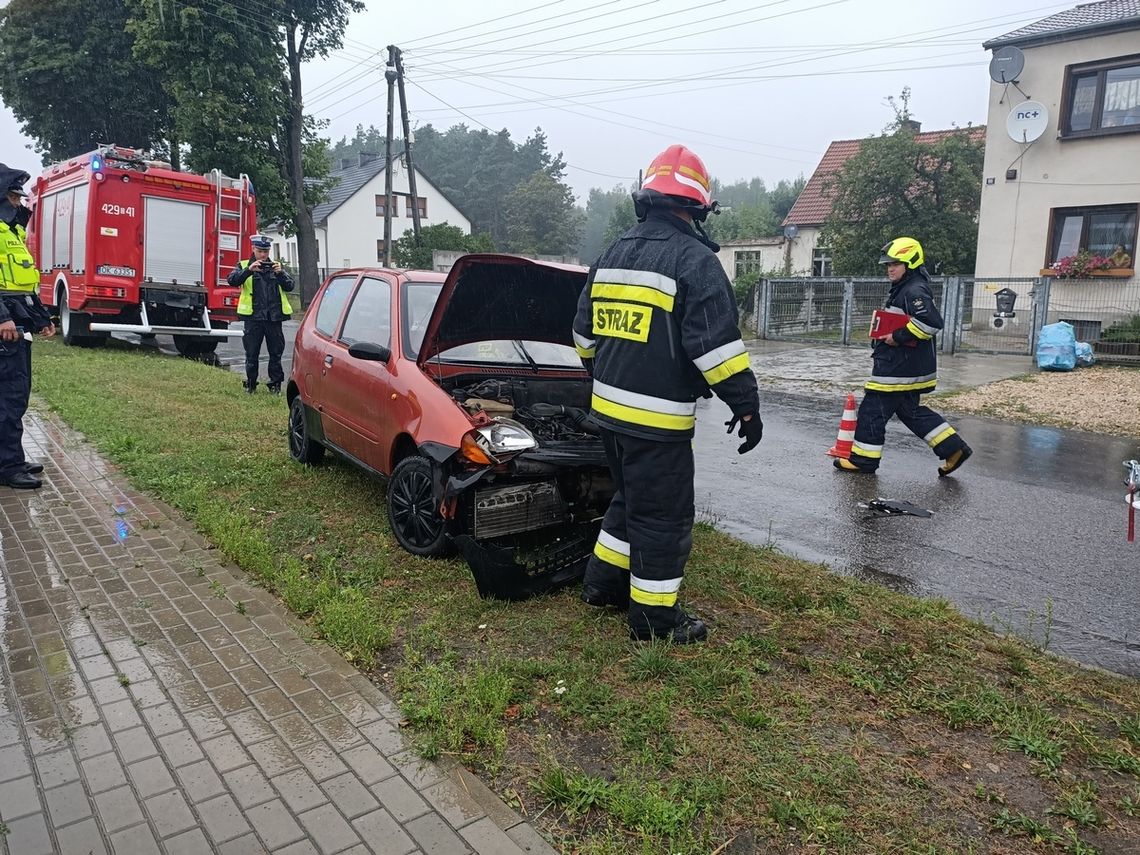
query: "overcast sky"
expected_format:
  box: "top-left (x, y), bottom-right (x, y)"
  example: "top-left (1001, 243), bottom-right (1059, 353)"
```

top-left (0, 0), bottom-right (1076, 200)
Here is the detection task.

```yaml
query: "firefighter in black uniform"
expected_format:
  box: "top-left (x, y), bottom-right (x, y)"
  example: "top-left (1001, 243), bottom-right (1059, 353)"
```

top-left (0, 164), bottom-right (54, 489)
top-left (572, 145), bottom-right (763, 644)
top-left (835, 237), bottom-right (971, 475)
top-left (228, 234), bottom-right (294, 394)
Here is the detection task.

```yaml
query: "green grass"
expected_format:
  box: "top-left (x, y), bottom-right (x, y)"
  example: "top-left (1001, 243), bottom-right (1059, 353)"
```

top-left (30, 339), bottom-right (1140, 854)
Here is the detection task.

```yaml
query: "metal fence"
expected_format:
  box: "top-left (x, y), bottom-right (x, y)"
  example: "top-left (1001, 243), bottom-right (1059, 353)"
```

top-left (1042, 275), bottom-right (1140, 364)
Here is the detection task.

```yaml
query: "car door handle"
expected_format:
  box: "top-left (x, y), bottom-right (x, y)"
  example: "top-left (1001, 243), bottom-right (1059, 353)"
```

top-left (324, 354), bottom-right (334, 367)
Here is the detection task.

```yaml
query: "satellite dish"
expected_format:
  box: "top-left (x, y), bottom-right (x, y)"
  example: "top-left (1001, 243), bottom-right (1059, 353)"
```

top-left (783, 224), bottom-right (799, 240)
top-left (1006, 101), bottom-right (1049, 143)
top-left (989, 46), bottom-right (1025, 84)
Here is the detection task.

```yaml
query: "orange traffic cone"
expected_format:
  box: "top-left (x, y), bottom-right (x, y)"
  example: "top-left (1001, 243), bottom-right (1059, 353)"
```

top-left (826, 393), bottom-right (858, 458)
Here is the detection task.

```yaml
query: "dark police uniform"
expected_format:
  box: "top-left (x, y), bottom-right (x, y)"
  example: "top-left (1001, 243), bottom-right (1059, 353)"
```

top-left (228, 248), bottom-right (294, 393)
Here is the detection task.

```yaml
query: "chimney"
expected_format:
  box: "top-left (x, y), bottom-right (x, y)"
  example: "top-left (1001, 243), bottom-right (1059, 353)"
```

top-left (358, 151), bottom-right (380, 167)
top-left (338, 158), bottom-right (354, 170)
top-left (901, 119), bottom-right (922, 134)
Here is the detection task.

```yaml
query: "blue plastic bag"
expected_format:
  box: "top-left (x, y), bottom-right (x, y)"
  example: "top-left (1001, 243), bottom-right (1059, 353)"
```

top-left (1075, 341), bottom-right (1095, 367)
top-left (1036, 322), bottom-right (1077, 371)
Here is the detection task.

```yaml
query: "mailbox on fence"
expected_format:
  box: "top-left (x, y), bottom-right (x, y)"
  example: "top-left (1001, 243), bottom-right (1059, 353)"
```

top-left (991, 287), bottom-right (1018, 330)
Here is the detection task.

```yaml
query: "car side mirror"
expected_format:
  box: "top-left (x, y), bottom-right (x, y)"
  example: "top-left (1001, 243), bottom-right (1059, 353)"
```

top-left (348, 342), bottom-right (391, 363)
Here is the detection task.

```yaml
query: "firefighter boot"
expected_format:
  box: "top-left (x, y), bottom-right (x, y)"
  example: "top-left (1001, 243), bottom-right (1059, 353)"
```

top-left (243, 379), bottom-right (258, 395)
top-left (629, 604), bottom-right (707, 644)
top-left (938, 443), bottom-right (973, 477)
top-left (833, 458), bottom-right (872, 473)
top-left (581, 582), bottom-right (629, 611)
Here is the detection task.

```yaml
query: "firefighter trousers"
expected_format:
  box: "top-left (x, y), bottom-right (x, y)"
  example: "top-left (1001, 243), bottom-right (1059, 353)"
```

top-left (0, 335), bottom-right (32, 479)
top-left (242, 319), bottom-right (286, 386)
top-left (583, 429), bottom-right (695, 636)
top-left (849, 390), bottom-right (967, 472)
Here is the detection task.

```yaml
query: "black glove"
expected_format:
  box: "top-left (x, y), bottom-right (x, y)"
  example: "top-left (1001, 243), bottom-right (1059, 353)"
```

top-left (725, 413), bottom-right (763, 455)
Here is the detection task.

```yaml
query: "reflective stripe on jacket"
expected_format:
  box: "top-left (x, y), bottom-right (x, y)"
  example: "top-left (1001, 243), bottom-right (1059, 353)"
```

top-left (233, 260), bottom-right (292, 317)
top-left (0, 223), bottom-right (39, 293)
top-left (573, 210), bottom-right (759, 441)
top-left (868, 268), bottom-right (942, 393)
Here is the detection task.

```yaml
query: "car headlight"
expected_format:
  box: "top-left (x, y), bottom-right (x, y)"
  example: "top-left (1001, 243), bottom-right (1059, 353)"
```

top-left (460, 418), bottom-right (537, 465)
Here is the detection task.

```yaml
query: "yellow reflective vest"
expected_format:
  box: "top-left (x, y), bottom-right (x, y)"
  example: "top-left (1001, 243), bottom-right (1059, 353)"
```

top-left (0, 222), bottom-right (39, 293)
top-left (235, 259), bottom-right (292, 317)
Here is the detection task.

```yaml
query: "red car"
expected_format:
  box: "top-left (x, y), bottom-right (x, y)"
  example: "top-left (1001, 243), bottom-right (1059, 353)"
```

top-left (286, 255), bottom-right (615, 599)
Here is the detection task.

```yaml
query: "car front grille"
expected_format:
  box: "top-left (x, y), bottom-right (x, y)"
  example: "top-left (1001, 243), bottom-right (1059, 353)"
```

top-left (472, 480), bottom-right (568, 539)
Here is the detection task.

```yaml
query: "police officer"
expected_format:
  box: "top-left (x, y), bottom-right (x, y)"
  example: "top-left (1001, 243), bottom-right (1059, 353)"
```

top-left (228, 235), bottom-right (294, 394)
top-left (0, 164), bottom-right (54, 489)
top-left (835, 237), bottom-right (971, 476)
top-left (572, 145), bottom-right (763, 644)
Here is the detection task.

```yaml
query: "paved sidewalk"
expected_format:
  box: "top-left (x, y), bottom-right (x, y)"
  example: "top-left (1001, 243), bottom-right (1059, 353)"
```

top-left (0, 411), bottom-right (556, 855)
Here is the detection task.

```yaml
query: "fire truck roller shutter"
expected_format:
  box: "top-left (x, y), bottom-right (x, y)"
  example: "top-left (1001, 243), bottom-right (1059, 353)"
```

top-left (143, 197), bottom-right (206, 287)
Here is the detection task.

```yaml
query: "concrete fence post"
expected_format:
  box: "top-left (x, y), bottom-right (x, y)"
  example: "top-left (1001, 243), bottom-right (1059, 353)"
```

top-left (942, 276), bottom-right (960, 355)
top-left (758, 278), bottom-right (771, 339)
top-left (1029, 276), bottom-right (1050, 357)
top-left (841, 278), bottom-right (854, 346)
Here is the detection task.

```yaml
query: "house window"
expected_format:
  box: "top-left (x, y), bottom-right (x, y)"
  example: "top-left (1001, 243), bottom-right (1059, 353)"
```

top-left (375, 194), bottom-right (387, 217)
top-left (812, 248), bottom-right (833, 277)
top-left (405, 196), bottom-right (427, 219)
top-left (1048, 204), bottom-right (1137, 267)
top-left (377, 240), bottom-right (384, 263)
top-left (273, 242), bottom-right (282, 258)
top-left (734, 250), bottom-right (764, 280)
top-left (1062, 54), bottom-right (1140, 137)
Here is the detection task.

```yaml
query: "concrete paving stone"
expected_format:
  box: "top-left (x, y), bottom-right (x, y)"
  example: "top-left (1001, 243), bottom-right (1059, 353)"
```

top-left (225, 709), bottom-right (276, 746)
top-left (459, 817), bottom-right (527, 855)
top-left (70, 723), bottom-right (114, 760)
top-left (202, 733), bottom-right (253, 774)
top-left (112, 725), bottom-right (158, 764)
top-left (2, 812), bottom-right (54, 855)
top-left (76, 654), bottom-right (116, 681)
top-left (128, 677), bottom-right (171, 710)
top-left (101, 697), bottom-right (144, 733)
top-left (206, 687), bottom-right (253, 725)
top-left (0, 716), bottom-right (21, 749)
top-left (109, 821), bottom-right (162, 855)
top-left (53, 817), bottom-right (110, 855)
top-left (222, 764), bottom-right (276, 810)
top-left (387, 751), bottom-right (447, 791)
top-left (179, 641), bottom-right (217, 668)
top-left (358, 720), bottom-right (406, 756)
top-left (6, 647), bottom-right (41, 673)
top-left (275, 713), bottom-right (321, 750)
top-left (145, 789), bottom-right (197, 837)
top-left (298, 802), bottom-right (362, 855)
top-left (13, 670), bottom-right (51, 702)
top-left (297, 739), bottom-right (350, 782)
top-left (0, 775), bottom-right (42, 820)
top-left (44, 780), bottom-right (93, 827)
top-left (93, 785), bottom-right (146, 832)
top-left (233, 629), bottom-right (275, 654)
top-left (246, 798), bottom-right (306, 849)
top-left (58, 695), bottom-right (100, 729)
top-left (34, 747), bottom-right (81, 788)
top-left (159, 730), bottom-right (206, 768)
top-left (250, 648), bottom-right (292, 676)
top-left (272, 767), bottom-right (327, 814)
top-left (404, 813), bottom-right (471, 855)
top-left (149, 609), bottom-right (184, 630)
top-left (369, 776), bottom-right (429, 823)
top-left (127, 755), bottom-right (177, 799)
top-left (293, 690), bottom-right (339, 724)
top-left (194, 662), bottom-right (235, 692)
top-left (332, 694), bottom-right (383, 727)
top-left (352, 808), bottom-right (417, 855)
top-left (250, 687), bottom-right (297, 721)
top-left (164, 827), bottom-right (215, 855)
top-left (341, 744), bottom-right (396, 787)
top-left (197, 793), bottom-right (253, 845)
top-left (103, 638), bottom-right (141, 663)
top-left (504, 821), bottom-right (560, 854)
top-left (218, 833), bottom-right (271, 855)
top-left (117, 657), bottom-right (156, 685)
top-left (80, 751), bottom-right (129, 794)
top-left (271, 669), bottom-right (315, 698)
top-left (275, 841), bottom-right (321, 855)
top-left (322, 772), bottom-right (379, 820)
top-left (214, 645), bottom-right (254, 671)
top-left (229, 665), bottom-right (275, 695)
top-left (176, 759), bottom-right (227, 804)
top-left (142, 703), bottom-right (184, 738)
top-left (313, 716), bottom-right (365, 753)
top-left (88, 675), bottom-right (130, 706)
top-left (248, 736), bottom-right (299, 777)
top-left (308, 670), bottom-right (354, 700)
top-left (420, 780), bottom-right (486, 831)
top-left (23, 715), bottom-right (68, 756)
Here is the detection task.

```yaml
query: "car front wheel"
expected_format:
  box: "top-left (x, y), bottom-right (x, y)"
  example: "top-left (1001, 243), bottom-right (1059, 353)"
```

top-left (288, 395), bottom-right (324, 465)
top-left (387, 455), bottom-right (449, 556)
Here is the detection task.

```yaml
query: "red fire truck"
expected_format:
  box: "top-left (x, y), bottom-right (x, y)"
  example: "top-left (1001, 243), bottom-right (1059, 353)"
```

top-left (26, 145), bottom-right (258, 354)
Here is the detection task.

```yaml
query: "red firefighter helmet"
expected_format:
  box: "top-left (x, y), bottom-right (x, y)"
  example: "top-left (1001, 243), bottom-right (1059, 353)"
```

top-left (641, 144), bottom-right (713, 209)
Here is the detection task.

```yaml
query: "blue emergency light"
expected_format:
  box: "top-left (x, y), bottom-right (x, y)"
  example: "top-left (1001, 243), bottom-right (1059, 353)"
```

top-left (90, 154), bottom-right (104, 172)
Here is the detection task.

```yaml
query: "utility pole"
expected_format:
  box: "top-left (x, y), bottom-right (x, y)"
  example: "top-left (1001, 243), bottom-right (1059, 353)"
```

top-left (382, 45), bottom-right (398, 267)
top-left (393, 47), bottom-right (422, 242)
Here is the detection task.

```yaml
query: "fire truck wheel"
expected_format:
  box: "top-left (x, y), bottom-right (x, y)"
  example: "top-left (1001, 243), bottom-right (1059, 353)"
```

top-left (387, 455), bottom-right (450, 557)
top-left (173, 335), bottom-right (219, 356)
top-left (57, 285), bottom-right (102, 347)
top-left (288, 395), bottom-right (325, 465)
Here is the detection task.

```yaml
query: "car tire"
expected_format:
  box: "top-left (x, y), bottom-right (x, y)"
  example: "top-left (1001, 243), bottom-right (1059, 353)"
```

top-left (288, 395), bottom-right (324, 465)
top-left (173, 335), bottom-right (219, 356)
top-left (387, 455), bottom-right (449, 557)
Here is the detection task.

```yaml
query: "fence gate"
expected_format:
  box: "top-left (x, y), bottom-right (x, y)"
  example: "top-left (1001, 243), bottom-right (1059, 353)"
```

top-left (955, 277), bottom-right (1042, 356)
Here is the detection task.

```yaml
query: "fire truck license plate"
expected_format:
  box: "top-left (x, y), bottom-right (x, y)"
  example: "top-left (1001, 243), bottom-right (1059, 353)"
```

top-left (97, 265), bottom-right (136, 277)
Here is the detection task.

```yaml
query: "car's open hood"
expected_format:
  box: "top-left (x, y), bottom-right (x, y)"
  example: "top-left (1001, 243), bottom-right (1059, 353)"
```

top-left (416, 254), bottom-right (588, 367)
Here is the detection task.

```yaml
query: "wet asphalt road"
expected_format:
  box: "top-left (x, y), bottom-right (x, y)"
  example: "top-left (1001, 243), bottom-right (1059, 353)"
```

top-left (136, 330), bottom-right (1139, 676)
top-left (692, 394), bottom-right (1140, 677)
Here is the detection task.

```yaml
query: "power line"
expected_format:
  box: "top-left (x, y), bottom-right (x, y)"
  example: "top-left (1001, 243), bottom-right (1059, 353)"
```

top-left (401, 0), bottom-right (573, 47)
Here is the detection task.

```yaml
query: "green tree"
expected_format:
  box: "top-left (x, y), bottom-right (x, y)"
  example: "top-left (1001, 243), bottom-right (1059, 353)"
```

top-left (328, 124), bottom-right (386, 167)
top-left (601, 196), bottom-right (637, 246)
top-left (505, 171), bottom-right (584, 256)
top-left (821, 89), bottom-right (984, 275)
top-left (391, 223), bottom-right (495, 270)
top-left (578, 184), bottom-right (633, 263)
top-left (0, 0), bottom-right (174, 163)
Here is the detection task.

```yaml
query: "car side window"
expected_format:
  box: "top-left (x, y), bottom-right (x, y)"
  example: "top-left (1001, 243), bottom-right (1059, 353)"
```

top-left (314, 275), bottom-right (357, 338)
top-left (339, 277), bottom-right (391, 347)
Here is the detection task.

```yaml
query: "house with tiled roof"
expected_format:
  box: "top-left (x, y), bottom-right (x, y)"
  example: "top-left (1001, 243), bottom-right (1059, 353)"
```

top-left (263, 152), bottom-right (471, 274)
top-left (975, 0), bottom-right (1140, 288)
top-left (779, 124), bottom-right (985, 277)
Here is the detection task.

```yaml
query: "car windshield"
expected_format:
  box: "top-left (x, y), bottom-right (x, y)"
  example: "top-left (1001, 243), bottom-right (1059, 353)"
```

top-left (402, 282), bottom-right (580, 367)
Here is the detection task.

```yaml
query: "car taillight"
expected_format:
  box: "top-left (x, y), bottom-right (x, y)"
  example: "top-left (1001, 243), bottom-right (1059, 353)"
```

top-left (223, 296), bottom-right (239, 307)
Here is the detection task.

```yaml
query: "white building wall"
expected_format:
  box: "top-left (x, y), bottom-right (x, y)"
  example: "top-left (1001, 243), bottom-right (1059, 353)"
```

top-left (975, 30), bottom-right (1140, 279)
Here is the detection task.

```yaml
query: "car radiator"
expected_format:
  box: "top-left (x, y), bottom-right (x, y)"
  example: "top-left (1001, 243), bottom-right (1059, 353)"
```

top-left (472, 480), bottom-right (569, 539)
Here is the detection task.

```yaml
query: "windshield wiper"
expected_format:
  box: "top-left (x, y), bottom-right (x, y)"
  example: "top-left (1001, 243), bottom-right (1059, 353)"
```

top-left (512, 340), bottom-right (540, 373)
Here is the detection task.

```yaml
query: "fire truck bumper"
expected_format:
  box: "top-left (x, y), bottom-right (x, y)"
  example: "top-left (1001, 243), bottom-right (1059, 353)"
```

top-left (87, 322), bottom-right (243, 337)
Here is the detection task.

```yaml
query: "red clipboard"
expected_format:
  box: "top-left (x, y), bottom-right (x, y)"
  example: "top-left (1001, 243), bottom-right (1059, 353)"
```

top-left (870, 309), bottom-right (918, 347)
